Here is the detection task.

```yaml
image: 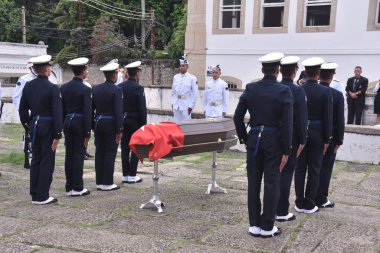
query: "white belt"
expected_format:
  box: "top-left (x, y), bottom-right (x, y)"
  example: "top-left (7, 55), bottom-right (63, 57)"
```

top-left (209, 102), bottom-right (222, 106)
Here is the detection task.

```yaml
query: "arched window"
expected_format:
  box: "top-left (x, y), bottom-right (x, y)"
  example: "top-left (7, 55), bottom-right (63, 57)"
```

top-left (221, 76), bottom-right (242, 89)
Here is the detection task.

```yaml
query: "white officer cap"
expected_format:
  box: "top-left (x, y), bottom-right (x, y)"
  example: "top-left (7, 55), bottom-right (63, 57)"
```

top-left (258, 52), bottom-right (284, 65)
top-left (179, 59), bottom-right (189, 65)
top-left (125, 61), bottom-right (142, 70)
top-left (100, 62), bottom-right (119, 72)
top-left (31, 55), bottom-right (52, 67)
top-left (27, 57), bottom-right (35, 68)
top-left (211, 65), bottom-right (221, 71)
top-left (107, 59), bottom-right (118, 64)
top-left (280, 56), bottom-right (300, 66)
top-left (321, 62), bottom-right (338, 74)
top-left (68, 57), bottom-right (89, 66)
top-left (321, 62), bottom-right (338, 70)
top-left (301, 57), bottom-right (324, 67)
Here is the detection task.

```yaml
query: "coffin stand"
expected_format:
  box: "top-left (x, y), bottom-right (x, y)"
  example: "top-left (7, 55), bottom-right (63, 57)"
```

top-left (134, 118), bottom-right (238, 212)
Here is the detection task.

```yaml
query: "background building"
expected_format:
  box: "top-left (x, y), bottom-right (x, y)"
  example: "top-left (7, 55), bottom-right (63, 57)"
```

top-left (185, 0), bottom-right (380, 88)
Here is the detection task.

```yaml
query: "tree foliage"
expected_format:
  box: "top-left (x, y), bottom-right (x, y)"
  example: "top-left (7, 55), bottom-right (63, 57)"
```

top-left (0, 0), bottom-right (188, 62)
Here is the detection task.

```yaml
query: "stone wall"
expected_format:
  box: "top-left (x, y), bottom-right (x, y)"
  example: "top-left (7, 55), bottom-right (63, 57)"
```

top-left (61, 60), bottom-right (177, 86)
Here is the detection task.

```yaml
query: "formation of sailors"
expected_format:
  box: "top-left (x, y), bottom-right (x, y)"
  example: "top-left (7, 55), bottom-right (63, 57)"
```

top-left (17, 55), bottom-right (147, 204)
top-left (15, 53), bottom-right (344, 240)
top-left (234, 52), bottom-right (345, 238)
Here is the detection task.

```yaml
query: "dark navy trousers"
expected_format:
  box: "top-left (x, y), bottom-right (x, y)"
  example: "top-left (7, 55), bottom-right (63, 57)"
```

top-left (94, 120), bottom-right (118, 185)
top-left (316, 141), bottom-right (336, 206)
top-left (121, 118), bottom-right (140, 177)
top-left (247, 132), bottom-right (281, 231)
top-left (294, 126), bottom-right (324, 210)
top-left (30, 120), bottom-right (55, 201)
top-left (277, 144), bottom-right (298, 216)
top-left (64, 117), bottom-right (85, 192)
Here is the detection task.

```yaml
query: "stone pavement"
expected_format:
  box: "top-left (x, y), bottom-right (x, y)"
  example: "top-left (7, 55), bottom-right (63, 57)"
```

top-left (0, 124), bottom-right (379, 253)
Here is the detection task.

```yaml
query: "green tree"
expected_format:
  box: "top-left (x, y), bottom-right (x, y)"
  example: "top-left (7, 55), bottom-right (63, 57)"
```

top-left (168, 3), bottom-right (187, 59)
top-left (0, 0), bottom-right (188, 62)
top-left (0, 0), bottom-right (22, 43)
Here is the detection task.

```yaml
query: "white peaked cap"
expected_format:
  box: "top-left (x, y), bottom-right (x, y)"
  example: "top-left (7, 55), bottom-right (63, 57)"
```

top-left (281, 56), bottom-right (300, 65)
top-left (321, 62), bottom-right (338, 70)
top-left (100, 62), bottom-right (119, 71)
top-left (258, 52), bottom-right (284, 63)
top-left (302, 57), bottom-right (324, 67)
top-left (125, 61), bottom-right (142, 69)
top-left (27, 57), bottom-right (35, 68)
top-left (31, 55), bottom-right (52, 65)
top-left (68, 57), bottom-right (89, 66)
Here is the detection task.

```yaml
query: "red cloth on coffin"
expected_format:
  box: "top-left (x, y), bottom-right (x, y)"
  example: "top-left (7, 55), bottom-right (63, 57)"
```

top-left (129, 122), bottom-right (185, 161)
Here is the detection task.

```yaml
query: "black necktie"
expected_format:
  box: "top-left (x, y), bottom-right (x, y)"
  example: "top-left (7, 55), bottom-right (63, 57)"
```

top-left (353, 78), bottom-right (359, 92)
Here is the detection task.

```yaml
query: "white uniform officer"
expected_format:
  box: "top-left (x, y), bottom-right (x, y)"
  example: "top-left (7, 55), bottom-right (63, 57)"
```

top-left (203, 65), bottom-right (229, 119)
top-left (171, 58), bottom-right (199, 122)
top-left (13, 59), bottom-right (37, 169)
top-left (13, 59), bottom-right (36, 110)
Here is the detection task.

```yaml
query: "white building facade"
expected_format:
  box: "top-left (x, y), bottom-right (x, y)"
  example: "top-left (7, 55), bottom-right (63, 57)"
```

top-left (185, 0), bottom-right (380, 88)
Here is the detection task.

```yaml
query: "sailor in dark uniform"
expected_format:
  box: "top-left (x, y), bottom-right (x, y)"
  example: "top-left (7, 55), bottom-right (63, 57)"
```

top-left (118, 61), bottom-right (147, 183)
top-left (92, 62), bottom-right (123, 191)
top-left (234, 52), bottom-right (293, 238)
top-left (294, 57), bottom-right (333, 214)
top-left (276, 56), bottom-right (308, 222)
top-left (316, 62), bottom-right (344, 208)
top-left (19, 55), bottom-right (62, 205)
top-left (60, 57), bottom-right (92, 197)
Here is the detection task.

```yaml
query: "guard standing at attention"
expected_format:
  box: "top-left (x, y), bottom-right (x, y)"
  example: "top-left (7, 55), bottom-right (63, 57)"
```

top-left (13, 58), bottom-right (36, 169)
top-left (171, 57), bottom-right (199, 122)
top-left (60, 57), bottom-right (92, 197)
top-left (345, 66), bottom-right (368, 125)
top-left (19, 55), bottom-right (62, 205)
top-left (234, 52), bottom-right (293, 238)
top-left (203, 65), bottom-right (229, 119)
top-left (294, 57), bottom-right (333, 214)
top-left (118, 61), bottom-right (146, 184)
top-left (276, 56), bottom-right (308, 222)
top-left (92, 62), bottom-right (123, 191)
top-left (316, 62), bottom-right (345, 208)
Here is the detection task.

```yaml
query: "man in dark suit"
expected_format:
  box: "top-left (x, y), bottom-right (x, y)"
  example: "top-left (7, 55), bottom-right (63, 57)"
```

top-left (118, 61), bottom-right (147, 184)
top-left (294, 57), bottom-right (333, 214)
top-left (276, 56), bottom-right (308, 222)
top-left (316, 62), bottom-right (345, 208)
top-left (19, 55), bottom-right (62, 205)
top-left (60, 57), bottom-right (92, 197)
top-left (345, 66), bottom-right (368, 125)
top-left (92, 62), bottom-right (123, 191)
top-left (234, 52), bottom-right (293, 238)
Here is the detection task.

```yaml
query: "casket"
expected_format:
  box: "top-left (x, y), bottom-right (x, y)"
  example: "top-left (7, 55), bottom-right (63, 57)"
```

top-left (134, 118), bottom-right (237, 159)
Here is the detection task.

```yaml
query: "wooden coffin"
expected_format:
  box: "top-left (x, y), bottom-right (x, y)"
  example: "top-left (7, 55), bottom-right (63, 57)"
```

top-left (134, 118), bottom-right (238, 159)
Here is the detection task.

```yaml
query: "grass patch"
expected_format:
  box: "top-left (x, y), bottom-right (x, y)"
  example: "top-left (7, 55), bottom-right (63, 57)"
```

top-left (355, 165), bottom-right (378, 189)
top-left (0, 123), bottom-right (25, 142)
top-left (0, 152), bottom-right (24, 165)
top-left (280, 215), bottom-right (310, 253)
